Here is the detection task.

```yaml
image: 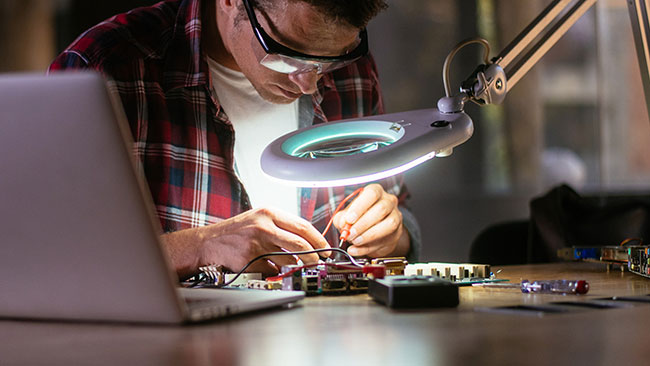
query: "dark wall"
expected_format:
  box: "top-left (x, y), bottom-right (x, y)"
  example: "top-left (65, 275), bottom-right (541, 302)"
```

top-left (56, 0), bottom-right (157, 52)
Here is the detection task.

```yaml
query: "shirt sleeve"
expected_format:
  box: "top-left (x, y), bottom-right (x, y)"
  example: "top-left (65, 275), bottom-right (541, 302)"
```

top-left (400, 205), bottom-right (421, 262)
top-left (48, 50), bottom-right (92, 72)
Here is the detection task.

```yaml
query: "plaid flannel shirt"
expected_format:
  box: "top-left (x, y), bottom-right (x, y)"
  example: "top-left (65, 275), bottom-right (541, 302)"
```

top-left (49, 0), bottom-right (420, 258)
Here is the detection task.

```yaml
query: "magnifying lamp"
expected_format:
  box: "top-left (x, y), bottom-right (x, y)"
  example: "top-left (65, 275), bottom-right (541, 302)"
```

top-left (262, 0), bottom-right (650, 187)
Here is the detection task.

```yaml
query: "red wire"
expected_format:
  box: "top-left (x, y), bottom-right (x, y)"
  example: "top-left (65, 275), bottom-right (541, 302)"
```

top-left (267, 188), bottom-right (365, 282)
top-left (320, 187), bottom-right (364, 238)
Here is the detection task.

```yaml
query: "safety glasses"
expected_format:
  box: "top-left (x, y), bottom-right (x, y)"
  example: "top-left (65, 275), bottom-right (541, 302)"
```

top-left (242, 0), bottom-right (368, 74)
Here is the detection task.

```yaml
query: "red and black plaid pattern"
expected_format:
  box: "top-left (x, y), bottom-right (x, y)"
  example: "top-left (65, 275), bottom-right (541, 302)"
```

top-left (49, 0), bottom-right (408, 245)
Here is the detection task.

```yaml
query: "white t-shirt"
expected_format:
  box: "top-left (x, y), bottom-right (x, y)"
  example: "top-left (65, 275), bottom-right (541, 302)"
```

top-left (206, 57), bottom-right (300, 216)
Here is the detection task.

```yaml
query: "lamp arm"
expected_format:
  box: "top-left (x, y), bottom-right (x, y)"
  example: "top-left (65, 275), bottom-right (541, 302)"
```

top-left (496, 0), bottom-right (597, 90)
top-left (440, 0), bottom-right (598, 113)
top-left (629, 0), bottom-right (650, 119)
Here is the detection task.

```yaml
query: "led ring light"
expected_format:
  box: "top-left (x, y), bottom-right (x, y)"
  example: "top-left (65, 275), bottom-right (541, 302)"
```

top-left (261, 108), bottom-right (474, 187)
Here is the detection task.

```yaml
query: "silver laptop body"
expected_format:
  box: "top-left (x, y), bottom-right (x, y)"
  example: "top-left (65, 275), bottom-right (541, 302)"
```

top-left (0, 72), bottom-right (303, 324)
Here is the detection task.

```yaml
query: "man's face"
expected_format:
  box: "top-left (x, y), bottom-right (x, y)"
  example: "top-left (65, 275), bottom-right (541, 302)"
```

top-left (220, 0), bottom-right (361, 104)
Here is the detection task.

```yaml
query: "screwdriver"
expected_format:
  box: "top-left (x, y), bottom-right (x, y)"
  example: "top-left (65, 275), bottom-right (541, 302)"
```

top-left (473, 279), bottom-right (589, 294)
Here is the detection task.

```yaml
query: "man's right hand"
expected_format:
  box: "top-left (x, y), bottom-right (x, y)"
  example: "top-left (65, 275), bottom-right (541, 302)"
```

top-left (160, 208), bottom-right (331, 279)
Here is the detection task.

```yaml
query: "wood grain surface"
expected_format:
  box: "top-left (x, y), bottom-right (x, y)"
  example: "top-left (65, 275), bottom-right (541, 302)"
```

top-left (2, 262), bottom-right (649, 366)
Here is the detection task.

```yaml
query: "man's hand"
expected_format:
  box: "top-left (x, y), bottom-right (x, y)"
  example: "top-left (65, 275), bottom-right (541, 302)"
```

top-left (161, 208), bottom-right (330, 279)
top-left (333, 184), bottom-right (410, 258)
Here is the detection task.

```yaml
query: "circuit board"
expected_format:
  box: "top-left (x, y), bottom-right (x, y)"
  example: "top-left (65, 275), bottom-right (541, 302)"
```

top-left (628, 246), bottom-right (650, 278)
top-left (246, 258), bottom-right (501, 296)
top-left (557, 244), bottom-right (650, 278)
top-left (189, 257), bottom-right (505, 295)
top-left (557, 246), bottom-right (629, 263)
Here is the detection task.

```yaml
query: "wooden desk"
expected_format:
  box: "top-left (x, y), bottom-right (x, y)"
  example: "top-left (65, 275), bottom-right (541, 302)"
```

top-left (2, 262), bottom-right (650, 365)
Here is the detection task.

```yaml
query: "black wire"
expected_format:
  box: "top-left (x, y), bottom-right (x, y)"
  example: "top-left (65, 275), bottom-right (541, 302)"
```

top-left (194, 247), bottom-right (361, 288)
top-left (621, 238), bottom-right (643, 246)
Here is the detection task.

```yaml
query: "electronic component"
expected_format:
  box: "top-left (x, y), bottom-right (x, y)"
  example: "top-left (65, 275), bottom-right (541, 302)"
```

top-left (224, 273), bottom-right (262, 287)
top-left (600, 247), bottom-right (629, 263)
top-left (404, 262), bottom-right (490, 282)
top-left (371, 257), bottom-right (408, 275)
top-left (362, 265), bottom-right (386, 279)
top-left (321, 274), bottom-right (348, 293)
top-left (368, 276), bottom-right (459, 308)
top-left (281, 266), bottom-right (321, 294)
top-left (555, 244), bottom-right (650, 275)
top-left (556, 247), bottom-right (600, 261)
top-left (247, 279), bottom-right (282, 290)
top-left (277, 263), bottom-right (373, 296)
top-left (195, 264), bottom-right (226, 285)
top-left (188, 265), bottom-right (261, 287)
top-left (349, 276), bottom-right (369, 291)
top-left (557, 246), bottom-right (630, 263)
top-left (627, 246), bottom-right (650, 278)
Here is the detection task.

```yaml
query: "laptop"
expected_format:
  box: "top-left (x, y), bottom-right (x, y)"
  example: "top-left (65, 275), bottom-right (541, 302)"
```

top-left (0, 72), bottom-right (304, 324)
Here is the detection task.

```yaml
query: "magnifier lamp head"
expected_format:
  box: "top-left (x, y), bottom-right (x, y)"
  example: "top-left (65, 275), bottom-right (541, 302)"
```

top-left (261, 108), bottom-right (473, 187)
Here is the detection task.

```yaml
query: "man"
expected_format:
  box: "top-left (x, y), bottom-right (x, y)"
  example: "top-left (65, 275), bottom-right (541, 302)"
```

top-left (49, 0), bottom-right (421, 279)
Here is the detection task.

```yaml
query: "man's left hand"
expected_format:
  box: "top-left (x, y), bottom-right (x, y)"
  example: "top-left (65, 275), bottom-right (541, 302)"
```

top-left (333, 184), bottom-right (410, 258)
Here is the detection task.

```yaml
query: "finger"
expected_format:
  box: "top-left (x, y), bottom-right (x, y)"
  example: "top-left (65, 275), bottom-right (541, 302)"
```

top-left (267, 228), bottom-right (321, 264)
top-left (333, 211), bottom-right (345, 230)
top-left (332, 210), bottom-right (353, 244)
top-left (246, 258), bottom-right (281, 276)
top-left (255, 245), bottom-right (302, 268)
top-left (347, 224), bottom-right (401, 258)
top-left (348, 210), bottom-right (402, 249)
top-left (270, 209), bottom-right (331, 256)
top-left (266, 255), bottom-right (298, 269)
top-left (347, 194), bottom-right (398, 242)
top-left (258, 217), bottom-right (325, 264)
top-left (343, 184), bottom-right (383, 225)
top-left (241, 214), bottom-right (321, 264)
top-left (348, 241), bottom-right (386, 257)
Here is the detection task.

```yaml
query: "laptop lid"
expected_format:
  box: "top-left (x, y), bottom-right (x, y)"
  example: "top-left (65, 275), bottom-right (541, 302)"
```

top-left (0, 72), bottom-right (302, 324)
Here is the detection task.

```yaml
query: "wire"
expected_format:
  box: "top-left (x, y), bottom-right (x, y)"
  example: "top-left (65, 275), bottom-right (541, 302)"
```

top-left (194, 247), bottom-right (364, 288)
top-left (620, 237), bottom-right (643, 246)
top-left (321, 187), bottom-right (364, 238)
top-left (442, 37), bottom-right (491, 97)
top-left (191, 189), bottom-right (366, 289)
